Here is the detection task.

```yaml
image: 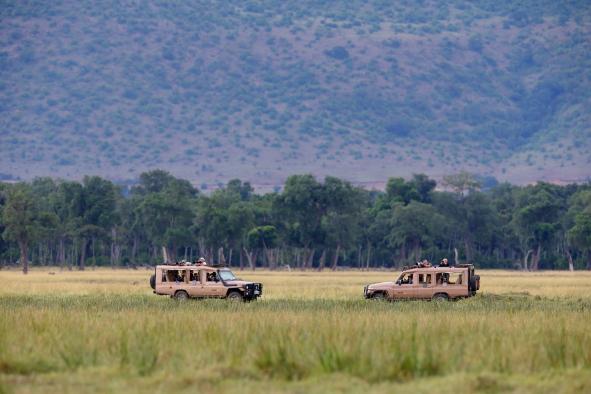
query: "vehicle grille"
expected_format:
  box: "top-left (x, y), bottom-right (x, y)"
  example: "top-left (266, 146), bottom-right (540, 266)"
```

top-left (244, 283), bottom-right (263, 298)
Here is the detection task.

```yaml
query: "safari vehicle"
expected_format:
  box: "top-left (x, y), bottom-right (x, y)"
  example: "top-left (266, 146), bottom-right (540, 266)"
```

top-left (364, 264), bottom-right (480, 301)
top-left (149, 264), bottom-right (263, 301)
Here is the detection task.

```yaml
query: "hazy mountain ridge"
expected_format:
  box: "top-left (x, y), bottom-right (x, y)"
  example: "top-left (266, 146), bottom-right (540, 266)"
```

top-left (1, 0), bottom-right (590, 188)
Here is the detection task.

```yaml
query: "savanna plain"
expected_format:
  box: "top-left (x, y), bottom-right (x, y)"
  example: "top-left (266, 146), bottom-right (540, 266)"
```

top-left (0, 269), bottom-right (590, 394)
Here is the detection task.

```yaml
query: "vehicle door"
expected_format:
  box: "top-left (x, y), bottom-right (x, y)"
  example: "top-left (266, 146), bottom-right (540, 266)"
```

top-left (165, 268), bottom-right (188, 295)
top-left (202, 271), bottom-right (226, 297)
top-left (435, 270), bottom-right (465, 298)
top-left (416, 272), bottom-right (434, 299)
top-left (157, 268), bottom-right (173, 295)
top-left (392, 272), bottom-right (417, 299)
top-left (187, 268), bottom-right (203, 297)
top-left (445, 270), bottom-right (467, 298)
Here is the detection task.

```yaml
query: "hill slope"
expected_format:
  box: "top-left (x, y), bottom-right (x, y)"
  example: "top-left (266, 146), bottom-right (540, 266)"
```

top-left (1, 0), bottom-right (590, 188)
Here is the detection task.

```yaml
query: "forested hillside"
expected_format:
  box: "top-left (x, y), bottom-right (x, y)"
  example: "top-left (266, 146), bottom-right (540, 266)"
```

top-left (2, 171), bottom-right (591, 271)
top-left (1, 1), bottom-right (590, 187)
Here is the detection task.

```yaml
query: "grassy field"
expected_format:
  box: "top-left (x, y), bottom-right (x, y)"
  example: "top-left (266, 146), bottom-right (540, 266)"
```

top-left (0, 269), bottom-right (590, 393)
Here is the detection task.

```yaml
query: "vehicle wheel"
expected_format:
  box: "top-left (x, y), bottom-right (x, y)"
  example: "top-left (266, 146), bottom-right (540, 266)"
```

top-left (432, 293), bottom-right (449, 302)
top-left (372, 292), bottom-right (387, 300)
top-left (227, 291), bottom-right (244, 301)
top-left (149, 274), bottom-right (156, 290)
top-left (174, 291), bottom-right (189, 300)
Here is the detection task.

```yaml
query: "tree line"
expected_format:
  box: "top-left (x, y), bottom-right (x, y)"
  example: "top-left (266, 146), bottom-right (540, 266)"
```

top-left (1, 170), bottom-right (590, 273)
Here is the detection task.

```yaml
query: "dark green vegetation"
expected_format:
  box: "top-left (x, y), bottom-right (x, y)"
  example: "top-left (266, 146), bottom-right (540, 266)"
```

top-left (1, 170), bottom-right (591, 271)
top-left (1, 1), bottom-right (590, 185)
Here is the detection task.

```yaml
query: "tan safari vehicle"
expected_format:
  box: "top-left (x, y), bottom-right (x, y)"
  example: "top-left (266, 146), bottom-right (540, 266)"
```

top-left (149, 264), bottom-right (263, 301)
top-left (364, 264), bottom-right (480, 301)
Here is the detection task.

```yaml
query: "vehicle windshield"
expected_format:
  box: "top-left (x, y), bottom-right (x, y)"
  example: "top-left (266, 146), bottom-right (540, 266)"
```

top-left (218, 270), bottom-right (237, 281)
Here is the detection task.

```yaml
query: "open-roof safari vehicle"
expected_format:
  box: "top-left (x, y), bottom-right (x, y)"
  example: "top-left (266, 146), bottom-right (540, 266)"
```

top-left (364, 264), bottom-right (480, 301)
top-left (150, 264), bottom-right (263, 301)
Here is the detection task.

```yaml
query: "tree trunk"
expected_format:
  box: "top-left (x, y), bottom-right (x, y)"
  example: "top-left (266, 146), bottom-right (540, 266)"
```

top-left (331, 244), bottom-right (340, 271)
top-left (566, 249), bottom-right (574, 272)
top-left (412, 239), bottom-right (421, 263)
top-left (304, 248), bottom-right (315, 270)
top-left (92, 237), bottom-right (96, 267)
top-left (265, 248), bottom-right (278, 270)
top-left (239, 248), bottom-right (244, 270)
top-left (243, 247), bottom-right (256, 271)
top-left (58, 237), bottom-right (66, 268)
top-left (318, 249), bottom-right (326, 271)
top-left (587, 250), bottom-right (591, 270)
top-left (366, 241), bottom-right (371, 270)
top-left (464, 239), bottom-right (472, 263)
top-left (523, 249), bottom-right (533, 271)
top-left (454, 247), bottom-right (459, 266)
top-left (357, 245), bottom-right (362, 269)
top-left (531, 244), bottom-right (542, 270)
top-left (110, 228), bottom-right (117, 267)
top-left (131, 236), bottom-right (138, 265)
top-left (19, 241), bottom-right (28, 275)
top-left (79, 238), bottom-right (87, 271)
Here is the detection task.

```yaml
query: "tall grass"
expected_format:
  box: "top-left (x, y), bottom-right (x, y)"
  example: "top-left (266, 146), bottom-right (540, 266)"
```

top-left (0, 269), bottom-right (590, 392)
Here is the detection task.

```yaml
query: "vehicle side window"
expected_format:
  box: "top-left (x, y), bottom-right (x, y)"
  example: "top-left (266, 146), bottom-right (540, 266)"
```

top-left (418, 274), bottom-right (432, 286)
top-left (189, 270), bottom-right (200, 283)
top-left (206, 272), bottom-right (219, 282)
top-left (170, 269), bottom-right (186, 283)
top-left (436, 272), bottom-right (461, 285)
top-left (164, 269), bottom-right (178, 282)
top-left (448, 273), bottom-right (462, 285)
top-left (399, 273), bottom-right (413, 285)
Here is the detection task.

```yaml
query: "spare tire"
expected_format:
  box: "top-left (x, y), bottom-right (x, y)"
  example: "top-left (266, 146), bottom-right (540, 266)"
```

top-left (149, 274), bottom-right (156, 289)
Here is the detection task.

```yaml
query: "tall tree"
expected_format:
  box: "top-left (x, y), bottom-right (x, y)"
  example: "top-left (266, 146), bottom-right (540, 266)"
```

top-left (513, 183), bottom-right (564, 270)
top-left (567, 190), bottom-right (591, 270)
top-left (1, 184), bottom-right (39, 274)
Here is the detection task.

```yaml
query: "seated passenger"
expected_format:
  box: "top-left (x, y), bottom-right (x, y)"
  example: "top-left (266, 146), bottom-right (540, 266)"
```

top-left (439, 258), bottom-right (449, 268)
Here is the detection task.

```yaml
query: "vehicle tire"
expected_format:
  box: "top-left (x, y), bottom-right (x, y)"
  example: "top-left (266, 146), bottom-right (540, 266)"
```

top-left (372, 292), bottom-right (387, 300)
top-left (149, 274), bottom-right (156, 290)
top-left (227, 291), bottom-right (244, 302)
top-left (432, 293), bottom-right (449, 302)
top-left (174, 290), bottom-right (189, 300)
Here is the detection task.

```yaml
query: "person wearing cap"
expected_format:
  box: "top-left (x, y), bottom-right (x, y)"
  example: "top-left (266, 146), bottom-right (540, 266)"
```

top-left (419, 259), bottom-right (431, 268)
top-left (439, 258), bottom-right (449, 267)
top-left (195, 257), bottom-right (207, 266)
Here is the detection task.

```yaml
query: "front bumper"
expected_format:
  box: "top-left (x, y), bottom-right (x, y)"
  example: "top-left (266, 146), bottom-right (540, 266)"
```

top-left (244, 283), bottom-right (263, 299)
top-left (364, 285), bottom-right (371, 299)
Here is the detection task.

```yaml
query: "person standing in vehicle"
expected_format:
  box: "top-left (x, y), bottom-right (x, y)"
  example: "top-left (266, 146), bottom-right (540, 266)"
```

top-left (439, 258), bottom-right (449, 267)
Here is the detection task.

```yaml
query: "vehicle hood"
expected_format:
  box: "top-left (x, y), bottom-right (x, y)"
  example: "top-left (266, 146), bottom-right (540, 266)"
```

top-left (368, 281), bottom-right (395, 290)
top-left (224, 280), bottom-right (254, 287)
